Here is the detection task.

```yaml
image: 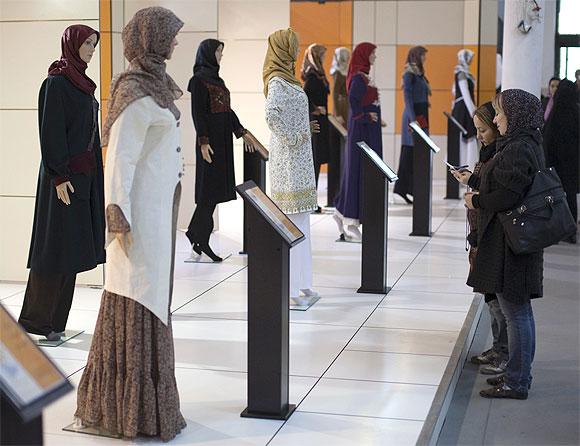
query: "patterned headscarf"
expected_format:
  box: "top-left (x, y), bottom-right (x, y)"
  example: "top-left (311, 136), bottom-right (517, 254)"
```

top-left (346, 42), bottom-right (376, 93)
top-left (263, 28), bottom-right (302, 97)
top-left (102, 7), bottom-right (184, 145)
top-left (496, 89), bottom-right (543, 135)
top-left (300, 43), bottom-right (327, 85)
top-left (454, 49), bottom-right (475, 82)
top-left (48, 25), bottom-right (100, 96)
top-left (330, 47), bottom-right (350, 77)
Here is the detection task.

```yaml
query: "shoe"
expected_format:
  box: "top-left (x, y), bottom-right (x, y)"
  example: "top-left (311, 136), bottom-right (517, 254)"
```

top-left (470, 348), bottom-right (497, 365)
top-left (332, 213), bottom-right (345, 236)
top-left (480, 358), bottom-right (507, 375)
top-left (395, 192), bottom-right (413, 204)
top-left (314, 206), bottom-right (322, 214)
top-left (565, 235), bottom-right (577, 244)
top-left (199, 243), bottom-right (223, 262)
top-left (486, 374), bottom-right (532, 390)
top-left (291, 296), bottom-right (310, 306)
top-left (479, 383), bottom-right (528, 400)
top-left (192, 243), bottom-right (202, 256)
top-left (45, 331), bottom-right (62, 342)
top-left (300, 288), bottom-right (319, 298)
top-left (346, 225), bottom-right (362, 241)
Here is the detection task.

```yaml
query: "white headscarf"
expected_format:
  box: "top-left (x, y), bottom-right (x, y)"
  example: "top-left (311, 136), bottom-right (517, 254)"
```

top-left (454, 49), bottom-right (475, 81)
top-left (330, 47), bottom-right (350, 76)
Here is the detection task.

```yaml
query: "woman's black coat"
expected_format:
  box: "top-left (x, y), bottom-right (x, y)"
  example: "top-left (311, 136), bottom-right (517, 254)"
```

top-left (27, 75), bottom-right (105, 274)
top-left (467, 129), bottom-right (545, 304)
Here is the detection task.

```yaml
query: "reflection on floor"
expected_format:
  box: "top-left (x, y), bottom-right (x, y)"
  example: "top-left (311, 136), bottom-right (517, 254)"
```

top-left (1, 180), bottom-right (478, 445)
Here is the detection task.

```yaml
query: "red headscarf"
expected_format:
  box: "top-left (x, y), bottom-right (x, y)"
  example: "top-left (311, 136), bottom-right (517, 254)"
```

top-left (48, 25), bottom-right (100, 96)
top-left (346, 42), bottom-right (376, 93)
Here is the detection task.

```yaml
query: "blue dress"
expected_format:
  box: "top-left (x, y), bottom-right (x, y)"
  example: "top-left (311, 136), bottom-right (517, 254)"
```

top-left (334, 73), bottom-right (382, 223)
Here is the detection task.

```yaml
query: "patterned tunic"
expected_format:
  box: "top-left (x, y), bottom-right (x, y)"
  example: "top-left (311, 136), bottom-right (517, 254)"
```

top-left (265, 77), bottom-right (317, 214)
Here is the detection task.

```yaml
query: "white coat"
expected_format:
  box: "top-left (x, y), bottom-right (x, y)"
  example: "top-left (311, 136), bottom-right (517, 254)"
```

top-left (104, 96), bottom-right (183, 325)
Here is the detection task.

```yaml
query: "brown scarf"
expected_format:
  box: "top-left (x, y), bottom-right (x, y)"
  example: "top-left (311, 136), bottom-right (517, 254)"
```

top-left (102, 7), bottom-right (183, 145)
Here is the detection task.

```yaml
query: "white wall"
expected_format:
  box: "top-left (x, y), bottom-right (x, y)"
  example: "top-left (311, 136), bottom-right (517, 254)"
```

top-left (541, 0), bottom-right (557, 95)
top-left (0, 0), bottom-right (103, 284)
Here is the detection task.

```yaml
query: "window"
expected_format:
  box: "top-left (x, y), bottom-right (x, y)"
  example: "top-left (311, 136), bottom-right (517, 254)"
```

top-left (556, 0), bottom-right (580, 80)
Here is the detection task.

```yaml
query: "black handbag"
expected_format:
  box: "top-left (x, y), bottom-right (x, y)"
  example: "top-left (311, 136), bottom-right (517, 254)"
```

top-left (498, 166), bottom-right (577, 255)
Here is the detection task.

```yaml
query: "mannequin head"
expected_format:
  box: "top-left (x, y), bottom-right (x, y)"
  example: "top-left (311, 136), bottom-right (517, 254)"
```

top-left (79, 33), bottom-right (98, 63)
top-left (167, 37), bottom-right (178, 60)
top-left (215, 44), bottom-right (224, 65)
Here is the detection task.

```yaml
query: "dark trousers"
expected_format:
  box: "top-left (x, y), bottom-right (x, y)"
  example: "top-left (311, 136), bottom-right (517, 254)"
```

top-left (18, 269), bottom-right (77, 336)
top-left (186, 200), bottom-right (217, 246)
top-left (394, 145), bottom-right (414, 196)
top-left (560, 174), bottom-right (578, 223)
top-left (487, 297), bottom-right (508, 358)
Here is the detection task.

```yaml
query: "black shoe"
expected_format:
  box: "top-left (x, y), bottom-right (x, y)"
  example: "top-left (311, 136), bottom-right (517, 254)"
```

top-left (199, 243), bottom-right (223, 262)
top-left (192, 243), bottom-right (202, 255)
top-left (480, 358), bottom-right (507, 375)
top-left (395, 192), bottom-right (413, 204)
top-left (470, 348), bottom-right (496, 365)
top-left (565, 235), bottom-right (577, 244)
top-left (339, 233), bottom-right (346, 241)
top-left (314, 206), bottom-right (322, 214)
top-left (486, 374), bottom-right (531, 389)
top-left (45, 331), bottom-right (62, 342)
top-left (480, 384), bottom-right (528, 400)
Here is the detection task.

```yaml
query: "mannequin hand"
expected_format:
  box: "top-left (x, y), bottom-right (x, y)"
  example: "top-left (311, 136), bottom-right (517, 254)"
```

top-left (464, 191), bottom-right (478, 210)
top-left (336, 116), bottom-right (346, 126)
top-left (381, 119), bottom-right (388, 128)
top-left (310, 120), bottom-right (320, 134)
top-left (55, 181), bottom-right (74, 205)
top-left (115, 231), bottom-right (133, 257)
top-left (317, 106), bottom-right (327, 115)
top-left (242, 133), bottom-right (255, 152)
top-left (452, 169), bottom-right (472, 185)
top-left (368, 112), bottom-right (379, 123)
top-left (201, 144), bottom-right (214, 163)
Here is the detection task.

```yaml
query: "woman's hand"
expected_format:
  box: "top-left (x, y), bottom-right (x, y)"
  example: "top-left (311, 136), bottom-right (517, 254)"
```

top-left (310, 120), bottom-right (320, 134)
top-left (201, 143), bottom-right (214, 163)
top-left (452, 169), bottom-right (472, 185)
top-left (114, 232), bottom-right (133, 257)
top-left (242, 133), bottom-right (255, 153)
top-left (368, 112), bottom-right (379, 123)
top-left (464, 191), bottom-right (478, 210)
top-left (55, 181), bottom-right (74, 205)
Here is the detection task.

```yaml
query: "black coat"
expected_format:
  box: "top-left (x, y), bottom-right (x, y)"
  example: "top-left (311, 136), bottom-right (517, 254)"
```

top-left (304, 72), bottom-right (330, 164)
top-left (27, 75), bottom-right (105, 274)
top-left (189, 76), bottom-right (244, 204)
top-left (467, 129), bottom-right (545, 304)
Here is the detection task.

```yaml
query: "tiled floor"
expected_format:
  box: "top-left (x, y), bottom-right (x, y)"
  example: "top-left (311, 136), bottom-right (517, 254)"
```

top-left (1, 180), bottom-right (476, 445)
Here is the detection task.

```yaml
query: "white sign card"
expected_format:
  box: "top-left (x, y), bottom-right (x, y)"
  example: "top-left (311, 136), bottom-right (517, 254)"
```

top-left (357, 142), bottom-right (398, 182)
top-left (409, 121), bottom-right (441, 153)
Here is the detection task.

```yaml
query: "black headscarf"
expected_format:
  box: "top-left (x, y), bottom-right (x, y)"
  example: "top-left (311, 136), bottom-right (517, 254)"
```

top-left (499, 89), bottom-right (544, 135)
top-left (189, 38), bottom-right (225, 89)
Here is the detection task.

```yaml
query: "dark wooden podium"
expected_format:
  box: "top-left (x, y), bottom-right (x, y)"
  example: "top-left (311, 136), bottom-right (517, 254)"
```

top-left (443, 111), bottom-right (468, 200)
top-left (327, 115), bottom-right (348, 206)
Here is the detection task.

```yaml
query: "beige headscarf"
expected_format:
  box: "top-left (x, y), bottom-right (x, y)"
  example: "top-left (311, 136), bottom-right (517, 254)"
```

top-left (330, 47), bottom-right (350, 77)
top-left (300, 43), bottom-right (326, 81)
top-left (262, 28), bottom-right (302, 97)
top-left (102, 7), bottom-right (184, 145)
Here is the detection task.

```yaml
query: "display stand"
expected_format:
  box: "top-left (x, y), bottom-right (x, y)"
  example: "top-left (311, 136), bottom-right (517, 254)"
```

top-left (240, 131), bottom-right (269, 255)
top-left (443, 111), bottom-right (468, 200)
top-left (0, 305), bottom-right (73, 445)
top-left (356, 142), bottom-right (397, 294)
top-left (236, 181), bottom-right (304, 421)
top-left (409, 122), bottom-right (441, 237)
top-left (327, 115), bottom-right (347, 207)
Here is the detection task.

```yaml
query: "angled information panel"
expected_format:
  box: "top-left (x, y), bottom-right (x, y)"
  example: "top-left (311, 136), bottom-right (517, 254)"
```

top-left (443, 111), bottom-right (468, 135)
top-left (0, 305), bottom-right (73, 422)
top-left (237, 181), bottom-right (304, 247)
top-left (357, 142), bottom-right (398, 182)
top-left (409, 121), bottom-right (441, 153)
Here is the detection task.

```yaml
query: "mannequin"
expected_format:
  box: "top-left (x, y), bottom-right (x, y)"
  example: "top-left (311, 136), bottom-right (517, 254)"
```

top-left (18, 25), bottom-right (105, 341)
top-left (330, 47), bottom-right (350, 127)
top-left (186, 39), bottom-right (255, 261)
top-left (302, 43), bottom-right (330, 210)
top-left (452, 49), bottom-right (478, 170)
top-left (333, 42), bottom-right (386, 241)
top-left (263, 28), bottom-right (320, 305)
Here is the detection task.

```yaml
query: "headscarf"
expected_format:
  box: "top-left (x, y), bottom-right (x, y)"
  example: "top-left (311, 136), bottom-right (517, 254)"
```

top-left (300, 43), bottom-right (328, 85)
top-left (454, 49), bottom-right (475, 82)
top-left (496, 89), bottom-right (543, 136)
top-left (48, 25), bottom-right (100, 96)
top-left (191, 38), bottom-right (225, 88)
top-left (263, 28), bottom-right (302, 97)
top-left (346, 42), bottom-right (376, 93)
top-left (548, 79), bottom-right (579, 129)
top-left (330, 47), bottom-right (350, 77)
top-left (102, 7), bottom-right (184, 145)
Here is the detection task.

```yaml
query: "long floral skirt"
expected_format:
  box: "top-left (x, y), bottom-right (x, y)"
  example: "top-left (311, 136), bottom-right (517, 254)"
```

top-left (75, 184), bottom-right (185, 441)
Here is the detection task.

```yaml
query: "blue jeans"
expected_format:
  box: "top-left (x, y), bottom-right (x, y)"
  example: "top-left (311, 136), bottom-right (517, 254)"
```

top-left (496, 293), bottom-right (536, 392)
top-left (488, 298), bottom-right (508, 359)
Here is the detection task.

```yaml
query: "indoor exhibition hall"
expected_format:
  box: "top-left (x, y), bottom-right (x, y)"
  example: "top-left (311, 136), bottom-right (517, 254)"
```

top-left (0, 0), bottom-right (579, 445)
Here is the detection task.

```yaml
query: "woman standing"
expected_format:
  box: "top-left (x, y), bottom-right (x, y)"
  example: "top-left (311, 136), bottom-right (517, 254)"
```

top-left (302, 43), bottom-right (330, 210)
top-left (263, 28), bottom-right (319, 305)
top-left (452, 49), bottom-right (478, 169)
top-left (463, 89), bottom-right (545, 400)
top-left (18, 25), bottom-right (105, 341)
top-left (394, 46), bottom-right (430, 204)
top-left (75, 7), bottom-right (186, 440)
top-left (543, 79), bottom-right (579, 242)
top-left (330, 47), bottom-right (350, 127)
top-left (453, 103), bottom-right (507, 373)
top-left (186, 39), bottom-right (254, 261)
top-left (333, 42), bottom-right (383, 241)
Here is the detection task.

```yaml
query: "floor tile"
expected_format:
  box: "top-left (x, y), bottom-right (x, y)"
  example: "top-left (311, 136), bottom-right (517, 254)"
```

top-left (380, 290), bottom-right (473, 312)
top-left (365, 307), bottom-right (467, 332)
top-left (393, 275), bottom-right (473, 294)
top-left (0, 282), bottom-right (25, 299)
